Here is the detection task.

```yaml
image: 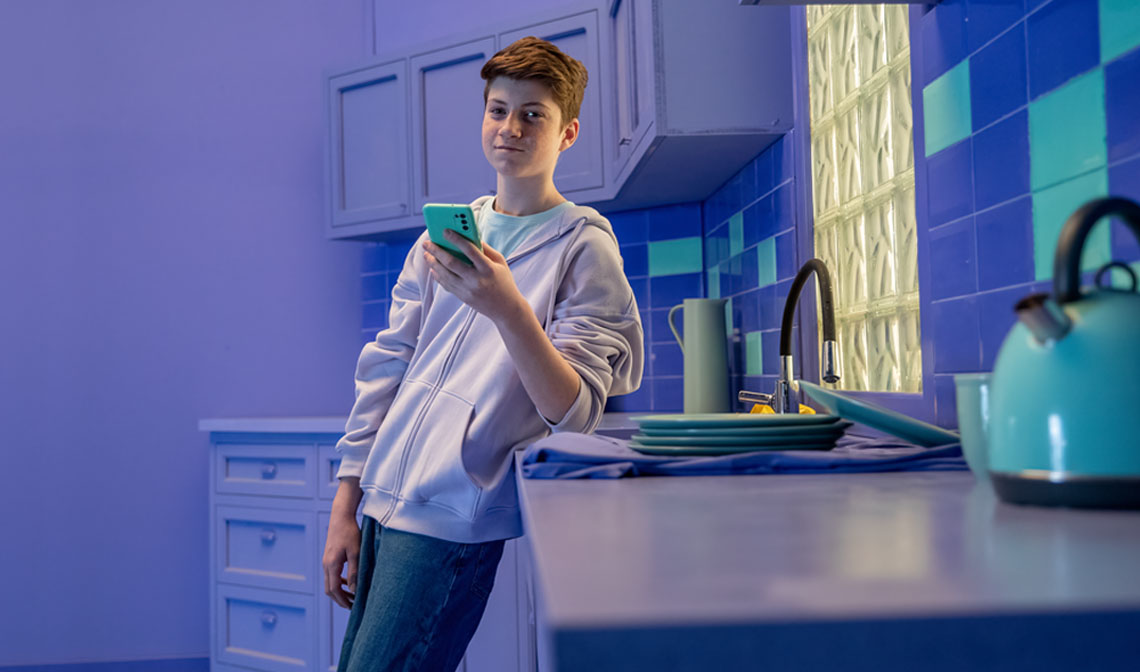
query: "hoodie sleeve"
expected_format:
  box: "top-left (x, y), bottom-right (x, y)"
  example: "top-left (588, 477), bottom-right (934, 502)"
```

top-left (334, 237), bottom-right (427, 479)
top-left (542, 225), bottom-right (644, 434)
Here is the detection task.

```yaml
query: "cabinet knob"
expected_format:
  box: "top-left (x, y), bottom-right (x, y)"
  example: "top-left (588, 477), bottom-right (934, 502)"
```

top-left (619, 137), bottom-right (632, 146)
top-left (261, 528), bottom-right (277, 544)
top-left (261, 462), bottom-right (277, 479)
top-left (261, 610), bottom-right (278, 627)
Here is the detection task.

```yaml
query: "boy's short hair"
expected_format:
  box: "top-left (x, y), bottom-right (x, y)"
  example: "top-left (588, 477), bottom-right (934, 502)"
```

top-left (480, 36), bottom-right (588, 128)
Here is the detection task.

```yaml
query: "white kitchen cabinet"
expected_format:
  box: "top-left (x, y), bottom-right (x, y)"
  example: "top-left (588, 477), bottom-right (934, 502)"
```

top-left (325, 58), bottom-right (412, 238)
top-left (500, 9), bottom-right (604, 195)
top-left (409, 37), bottom-right (499, 213)
top-left (201, 418), bottom-right (525, 672)
top-left (324, 0), bottom-right (793, 240)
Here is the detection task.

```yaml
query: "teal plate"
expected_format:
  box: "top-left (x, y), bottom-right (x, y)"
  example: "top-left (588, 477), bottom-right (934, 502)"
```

top-left (638, 421), bottom-right (852, 439)
top-left (632, 413), bottom-right (841, 430)
top-left (797, 380), bottom-right (960, 447)
top-left (631, 432), bottom-right (844, 447)
top-left (629, 440), bottom-right (837, 456)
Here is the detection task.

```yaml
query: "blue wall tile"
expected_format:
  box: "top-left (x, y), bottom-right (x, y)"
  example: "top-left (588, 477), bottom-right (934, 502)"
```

top-left (651, 307), bottom-right (678, 344)
top-left (967, 0), bottom-right (1026, 53)
top-left (775, 231), bottom-right (797, 281)
top-left (973, 109), bottom-right (1030, 210)
top-left (926, 138), bottom-right (975, 226)
top-left (976, 196), bottom-right (1035, 290)
top-left (361, 272), bottom-right (389, 301)
top-left (738, 291), bottom-right (760, 334)
top-left (605, 385), bottom-right (651, 412)
top-left (929, 218), bottom-right (978, 300)
top-left (969, 24), bottom-right (1028, 131)
top-left (1105, 46), bottom-right (1140, 163)
top-left (978, 285), bottom-right (1025, 369)
top-left (652, 271), bottom-right (702, 308)
top-left (1110, 153), bottom-right (1140, 197)
top-left (1026, 0), bottom-right (1101, 99)
top-left (362, 301), bottom-right (389, 331)
top-left (1114, 220), bottom-right (1140, 262)
top-left (608, 210), bottom-right (649, 244)
top-left (761, 329), bottom-right (781, 375)
top-left (773, 182), bottom-right (797, 234)
top-left (921, 0), bottom-right (970, 85)
top-left (628, 276), bottom-right (649, 313)
top-left (650, 341), bottom-right (683, 377)
top-left (757, 284), bottom-right (779, 331)
top-left (651, 376), bottom-right (683, 411)
top-left (934, 374), bottom-right (959, 428)
top-left (362, 243), bottom-right (387, 273)
top-left (648, 203), bottom-right (702, 241)
top-left (621, 243), bottom-right (648, 277)
top-left (931, 295), bottom-right (982, 372)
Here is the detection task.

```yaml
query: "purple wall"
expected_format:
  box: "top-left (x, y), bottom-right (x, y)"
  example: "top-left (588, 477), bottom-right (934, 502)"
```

top-left (0, 1), bottom-right (368, 667)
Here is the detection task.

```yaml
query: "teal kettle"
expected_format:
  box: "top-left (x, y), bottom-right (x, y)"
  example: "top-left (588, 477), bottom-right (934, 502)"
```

top-left (989, 197), bottom-right (1140, 509)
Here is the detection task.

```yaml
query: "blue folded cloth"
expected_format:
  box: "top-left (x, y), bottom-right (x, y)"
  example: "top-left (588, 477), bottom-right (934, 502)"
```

top-left (521, 432), bottom-right (966, 479)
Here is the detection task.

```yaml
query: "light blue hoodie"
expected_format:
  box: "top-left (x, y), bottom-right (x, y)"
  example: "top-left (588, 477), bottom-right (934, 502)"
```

top-left (335, 195), bottom-right (644, 543)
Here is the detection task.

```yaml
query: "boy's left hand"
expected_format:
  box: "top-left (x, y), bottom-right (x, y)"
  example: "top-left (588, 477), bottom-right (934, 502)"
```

top-left (422, 229), bottom-right (525, 324)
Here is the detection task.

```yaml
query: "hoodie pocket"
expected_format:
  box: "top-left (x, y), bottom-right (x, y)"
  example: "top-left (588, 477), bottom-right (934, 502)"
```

top-left (400, 387), bottom-right (481, 520)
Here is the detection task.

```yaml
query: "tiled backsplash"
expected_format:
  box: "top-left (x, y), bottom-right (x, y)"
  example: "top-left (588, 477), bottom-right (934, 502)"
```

top-left (358, 0), bottom-right (1140, 425)
top-left (919, 0), bottom-right (1140, 425)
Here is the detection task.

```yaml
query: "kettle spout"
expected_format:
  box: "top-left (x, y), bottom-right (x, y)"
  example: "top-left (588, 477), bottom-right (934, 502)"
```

top-left (1015, 293), bottom-right (1072, 344)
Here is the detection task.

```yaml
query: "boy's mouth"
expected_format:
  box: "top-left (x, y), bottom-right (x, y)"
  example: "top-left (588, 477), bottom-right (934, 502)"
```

top-left (495, 145), bottom-right (524, 152)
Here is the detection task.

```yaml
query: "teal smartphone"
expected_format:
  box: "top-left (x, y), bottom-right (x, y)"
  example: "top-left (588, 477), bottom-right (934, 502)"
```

top-left (423, 203), bottom-right (482, 265)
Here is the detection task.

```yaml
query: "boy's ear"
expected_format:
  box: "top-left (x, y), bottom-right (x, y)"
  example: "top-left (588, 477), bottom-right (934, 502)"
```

top-left (559, 118), bottom-right (579, 153)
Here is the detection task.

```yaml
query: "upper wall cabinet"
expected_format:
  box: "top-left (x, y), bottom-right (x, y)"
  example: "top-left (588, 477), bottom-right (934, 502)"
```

top-left (324, 0), bottom-right (792, 239)
top-left (326, 58), bottom-right (411, 232)
top-left (410, 37), bottom-right (498, 212)
top-left (501, 11), bottom-right (604, 194)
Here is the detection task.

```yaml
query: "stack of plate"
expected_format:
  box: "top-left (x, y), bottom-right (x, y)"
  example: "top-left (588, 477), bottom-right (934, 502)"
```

top-left (627, 413), bottom-right (852, 456)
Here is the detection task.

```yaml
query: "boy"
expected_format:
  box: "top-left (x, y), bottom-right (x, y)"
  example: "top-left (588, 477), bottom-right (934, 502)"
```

top-left (324, 36), bottom-right (643, 671)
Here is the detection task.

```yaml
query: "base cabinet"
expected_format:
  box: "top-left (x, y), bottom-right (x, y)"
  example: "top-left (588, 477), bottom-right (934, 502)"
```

top-left (203, 422), bottom-right (526, 672)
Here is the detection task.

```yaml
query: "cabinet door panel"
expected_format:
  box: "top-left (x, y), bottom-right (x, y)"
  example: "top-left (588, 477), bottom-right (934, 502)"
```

top-left (501, 11), bottom-right (604, 193)
top-left (328, 60), bottom-right (410, 228)
top-left (411, 38), bottom-right (497, 211)
top-left (607, 0), bottom-right (654, 179)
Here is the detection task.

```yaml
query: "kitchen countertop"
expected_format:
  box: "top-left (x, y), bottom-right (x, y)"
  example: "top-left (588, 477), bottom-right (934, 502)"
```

top-left (196, 412), bottom-right (643, 436)
top-left (515, 461), bottom-right (1140, 671)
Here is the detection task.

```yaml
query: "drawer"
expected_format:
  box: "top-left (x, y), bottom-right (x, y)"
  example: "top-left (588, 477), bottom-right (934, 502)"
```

top-left (217, 506), bottom-right (317, 593)
top-left (216, 443), bottom-right (317, 499)
top-left (318, 443), bottom-right (341, 500)
top-left (216, 583), bottom-right (315, 672)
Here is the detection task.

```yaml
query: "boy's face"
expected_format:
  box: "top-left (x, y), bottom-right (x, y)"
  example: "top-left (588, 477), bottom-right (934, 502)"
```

top-left (482, 77), bottom-right (578, 180)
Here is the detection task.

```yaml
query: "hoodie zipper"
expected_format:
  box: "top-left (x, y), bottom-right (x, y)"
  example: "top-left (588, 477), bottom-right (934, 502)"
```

top-left (377, 306), bottom-right (479, 526)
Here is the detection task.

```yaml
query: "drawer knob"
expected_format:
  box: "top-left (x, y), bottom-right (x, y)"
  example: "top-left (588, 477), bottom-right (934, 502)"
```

top-left (261, 528), bottom-right (277, 544)
top-left (261, 610), bottom-right (277, 627)
top-left (619, 136), bottom-right (632, 146)
top-left (261, 462), bottom-right (277, 479)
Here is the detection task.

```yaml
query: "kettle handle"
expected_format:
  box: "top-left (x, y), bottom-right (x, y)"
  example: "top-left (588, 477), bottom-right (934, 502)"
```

top-left (1055, 197), bottom-right (1140, 303)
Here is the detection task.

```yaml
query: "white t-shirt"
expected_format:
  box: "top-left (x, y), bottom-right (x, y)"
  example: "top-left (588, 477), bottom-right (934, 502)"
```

top-left (478, 198), bottom-right (575, 258)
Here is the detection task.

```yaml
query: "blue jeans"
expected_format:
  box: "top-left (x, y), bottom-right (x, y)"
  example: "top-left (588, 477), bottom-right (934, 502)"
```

top-left (337, 515), bottom-right (506, 672)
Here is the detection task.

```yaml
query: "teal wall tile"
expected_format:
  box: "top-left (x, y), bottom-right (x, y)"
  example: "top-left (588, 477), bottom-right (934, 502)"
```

top-left (757, 237), bottom-right (777, 287)
top-left (730, 211), bottom-right (744, 257)
top-left (1108, 261), bottom-right (1140, 288)
top-left (1029, 68), bottom-right (1107, 191)
top-left (923, 60), bottom-right (973, 157)
top-left (649, 236), bottom-right (703, 276)
top-left (746, 331), bottom-right (763, 376)
top-left (707, 264), bottom-right (721, 299)
top-left (1031, 169), bottom-right (1110, 281)
top-left (1101, 0), bottom-right (1140, 63)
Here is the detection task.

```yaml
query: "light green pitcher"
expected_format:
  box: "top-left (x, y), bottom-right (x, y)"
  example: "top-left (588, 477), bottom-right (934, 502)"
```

top-left (668, 298), bottom-right (731, 414)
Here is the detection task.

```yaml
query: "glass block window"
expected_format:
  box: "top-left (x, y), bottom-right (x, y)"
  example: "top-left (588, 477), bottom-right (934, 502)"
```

top-left (806, 4), bottom-right (921, 393)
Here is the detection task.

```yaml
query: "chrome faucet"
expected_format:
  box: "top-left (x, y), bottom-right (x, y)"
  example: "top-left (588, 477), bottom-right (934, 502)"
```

top-left (773, 258), bottom-right (840, 413)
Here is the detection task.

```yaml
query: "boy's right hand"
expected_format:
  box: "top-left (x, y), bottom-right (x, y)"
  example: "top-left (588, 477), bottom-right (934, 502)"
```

top-left (323, 512), bottom-right (361, 609)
